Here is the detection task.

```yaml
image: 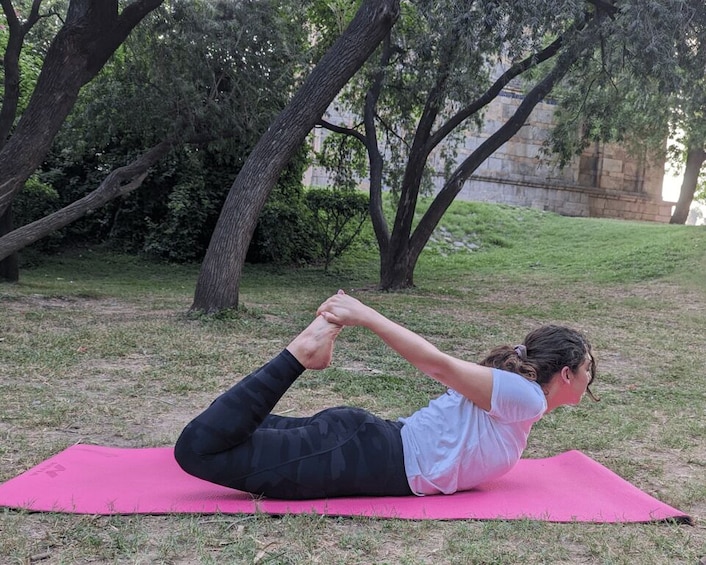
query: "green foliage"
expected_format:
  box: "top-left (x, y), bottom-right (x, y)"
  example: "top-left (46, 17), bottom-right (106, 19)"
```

top-left (66, 0), bottom-right (308, 149)
top-left (247, 199), bottom-right (319, 264)
top-left (13, 176), bottom-right (60, 226)
top-left (37, 142), bottom-right (237, 261)
top-left (305, 188), bottom-right (369, 270)
top-left (306, 0), bottom-right (361, 55)
top-left (0, 10), bottom-right (46, 115)
top-left (32, 0), bottom-right (313, 262)
top-left (141, 151), bottom-right (225, 262)
top-left (247, 150), bottom-right (319, 265)
top-left (548, 75), bottom-right (671, 167)
top-left (547, 0), bottom-right (706, 172)
top-left (12, 176), bottom-right (61, 252)
top-left (314, 133), bottom-right (367, 191)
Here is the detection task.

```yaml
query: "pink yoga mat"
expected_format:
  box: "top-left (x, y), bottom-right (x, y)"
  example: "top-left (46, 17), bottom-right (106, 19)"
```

top-left (0, 445), bottom-right (691, 523)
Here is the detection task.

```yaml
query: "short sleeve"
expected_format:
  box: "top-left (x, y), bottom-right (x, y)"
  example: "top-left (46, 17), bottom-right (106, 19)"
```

top-left (489, 369), bottom-right (546, 423)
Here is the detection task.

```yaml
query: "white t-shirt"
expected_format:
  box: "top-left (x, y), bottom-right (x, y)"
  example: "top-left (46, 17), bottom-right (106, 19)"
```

top-left (399, 369), bottom-right (547, 495)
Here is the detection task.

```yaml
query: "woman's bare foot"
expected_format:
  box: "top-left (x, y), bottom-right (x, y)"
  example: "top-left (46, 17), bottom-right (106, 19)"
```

top-left (286, 315), bottom-right (343, 370)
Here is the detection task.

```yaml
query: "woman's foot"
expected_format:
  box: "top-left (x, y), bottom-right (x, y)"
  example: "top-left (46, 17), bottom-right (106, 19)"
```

top-left (286, 315), bottom-right (342, 370)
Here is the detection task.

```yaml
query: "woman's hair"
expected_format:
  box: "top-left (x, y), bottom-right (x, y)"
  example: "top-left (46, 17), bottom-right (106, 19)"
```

top-left (479, 324), bottom-right (597, 401)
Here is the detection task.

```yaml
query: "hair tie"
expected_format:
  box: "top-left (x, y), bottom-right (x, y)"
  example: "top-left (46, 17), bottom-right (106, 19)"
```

top-left (514, 344), bottom-right (527, 361)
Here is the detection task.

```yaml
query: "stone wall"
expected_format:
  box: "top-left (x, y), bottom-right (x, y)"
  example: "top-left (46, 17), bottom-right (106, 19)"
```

top-left (305, 87), bottom-right (674, 223)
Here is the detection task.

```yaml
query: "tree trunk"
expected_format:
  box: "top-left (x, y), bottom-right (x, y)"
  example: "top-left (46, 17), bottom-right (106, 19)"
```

top-left (670, 145), bottom-right (706, 225)
top-left (0, 205), bottom-right (18, 282)
top-left (191, 0), bottom-right (400, 313)
top-left (0, 0), bottom-right (163, 219)
top-left (0, 139), bottom-right (174, 261)
top-left (379, 248), bottom-right (414, 290)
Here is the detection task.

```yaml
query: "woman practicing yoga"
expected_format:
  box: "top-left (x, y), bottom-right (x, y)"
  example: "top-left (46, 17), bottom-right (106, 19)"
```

top-left (175, 291), bottom-right (596, 499)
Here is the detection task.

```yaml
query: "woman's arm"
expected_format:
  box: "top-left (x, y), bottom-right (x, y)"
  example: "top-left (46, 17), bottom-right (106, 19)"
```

top-left (317, 291), bottom-right (493, 411)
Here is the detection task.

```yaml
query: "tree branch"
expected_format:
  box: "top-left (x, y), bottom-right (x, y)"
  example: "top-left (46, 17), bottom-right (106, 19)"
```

top-left (317, 118), bottom-right (366, 144)
top-left (0, 0), bottom-right (43, 145)
top-left (428, 29), bottom-right (573, 150)
top-left (410, 15), bottom-right (603, 257)
top-left (0, 139), bottom-right (174, 261)
top-left (364, 32), bottom-right (394, 254)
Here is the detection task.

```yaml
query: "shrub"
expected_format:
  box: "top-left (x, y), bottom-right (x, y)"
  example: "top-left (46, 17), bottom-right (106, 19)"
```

top-left (305, 188), bottom-right (369, 271)
top-left (12, 176), bottom-right (62, 252)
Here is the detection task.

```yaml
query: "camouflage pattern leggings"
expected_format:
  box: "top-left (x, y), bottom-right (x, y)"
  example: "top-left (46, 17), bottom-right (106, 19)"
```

top-left (174, 350), bottom-right (412, 499)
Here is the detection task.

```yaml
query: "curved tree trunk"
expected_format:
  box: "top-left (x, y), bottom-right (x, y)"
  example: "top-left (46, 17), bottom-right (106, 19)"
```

top-left (191, 0), bottom-right (400, 313)
top-left (670, 145), bottom-right (706, 225)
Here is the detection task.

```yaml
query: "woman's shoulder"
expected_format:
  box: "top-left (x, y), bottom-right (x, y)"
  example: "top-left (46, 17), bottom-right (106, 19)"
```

top-left (489, 368), bottom-right (546, 420)
top-left (492, 368), bottom-right (541, 389)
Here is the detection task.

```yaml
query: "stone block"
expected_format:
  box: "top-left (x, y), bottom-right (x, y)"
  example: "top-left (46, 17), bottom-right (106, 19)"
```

top-left (600, 176), bottom-right (623, 191)
top-left (601, 158), bottom-right (623, 173)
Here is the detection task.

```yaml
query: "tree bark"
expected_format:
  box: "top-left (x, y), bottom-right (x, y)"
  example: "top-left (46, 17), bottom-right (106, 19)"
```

top-left (0, 0), bottom-right (163, 219)
top-left (670, 145), bottom-right (706, 225)
top-left (0, 139), bottom-right (174, 261)
top-left (0, 204), bottom-right (18, 281)
top-left (191, 0), bottom-right (400, 313)
top-left (0, 0), bottom-right (42, 144)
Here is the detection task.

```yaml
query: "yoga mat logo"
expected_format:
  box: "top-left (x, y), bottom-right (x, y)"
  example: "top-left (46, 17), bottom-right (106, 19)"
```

top-left (30, 462), bottom-right (66, 479)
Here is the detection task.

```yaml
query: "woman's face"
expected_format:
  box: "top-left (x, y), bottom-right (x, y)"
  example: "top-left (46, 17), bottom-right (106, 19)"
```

top-left (569, 356), bottom-right (594, 403)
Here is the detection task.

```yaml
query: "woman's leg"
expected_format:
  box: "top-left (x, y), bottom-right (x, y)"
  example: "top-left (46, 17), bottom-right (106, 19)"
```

top-left (174, 316), bottom-right (411, 499)
top-left (179, 403), bottom-right (411, 499)
top-left (174, 317), bottom-right (343, 478)
top-left (174, 349), bottom-right (305, 458)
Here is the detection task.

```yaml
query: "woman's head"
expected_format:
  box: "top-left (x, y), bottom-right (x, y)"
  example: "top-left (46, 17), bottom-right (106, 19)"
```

top-left (480, 324), bottom-right (597, 401)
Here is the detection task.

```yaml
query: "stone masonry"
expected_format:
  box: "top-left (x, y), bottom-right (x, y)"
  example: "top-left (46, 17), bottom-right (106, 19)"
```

top-left (306, 87), bottom-right (674, 223)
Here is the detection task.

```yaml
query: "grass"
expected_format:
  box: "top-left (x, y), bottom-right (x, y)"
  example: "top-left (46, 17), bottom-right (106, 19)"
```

top-left (1, 201), bottom-right (705, 564)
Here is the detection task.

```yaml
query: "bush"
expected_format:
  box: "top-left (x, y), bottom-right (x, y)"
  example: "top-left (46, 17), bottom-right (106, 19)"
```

top-left (247, 188), bottom-right (370, 269)
top-left (12, 176), bottom-right (62, 252)
top-left (305, 188), bottom-right (369, 270)
top-left (247, 199), bottom-right (319, 264)
top-left (247, 148), bottom-right (321, 265)
top-left (13, 176), bottom-right (61, 226)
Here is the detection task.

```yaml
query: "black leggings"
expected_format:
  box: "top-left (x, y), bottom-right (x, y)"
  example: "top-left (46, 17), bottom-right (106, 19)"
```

top-left (174, 349), bottom-right (412, 499)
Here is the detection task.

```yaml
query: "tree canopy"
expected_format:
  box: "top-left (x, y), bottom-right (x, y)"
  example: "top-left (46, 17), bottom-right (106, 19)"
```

top-left (547, 0), bottom-right (706, 224)
top-left (315, 0), bottom-right (613, 290)
top-left (0, 0), bottom-right (164, 280)
top-left (0, 0), bottom-right (309, 269)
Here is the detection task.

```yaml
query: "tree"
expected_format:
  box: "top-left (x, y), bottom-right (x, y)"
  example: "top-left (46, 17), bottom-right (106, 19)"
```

top-left (671, 143), bottom-right (706, 225)
top-left (316, 0), bottom-right (613, 290)
top-left (546, 1), bottom-right (706, 225)
top-left (0, 0), bottom-right (307, 265)
top-left (190, 0), bottom-right (400, 312)
top-left (0, 0), bottom-right (163, 280)
top-left (668, 15), bottom-right (706, 225)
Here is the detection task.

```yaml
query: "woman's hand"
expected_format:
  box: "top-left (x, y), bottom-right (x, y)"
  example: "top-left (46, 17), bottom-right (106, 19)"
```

top-left (316, 290), bottom-right (375, 327)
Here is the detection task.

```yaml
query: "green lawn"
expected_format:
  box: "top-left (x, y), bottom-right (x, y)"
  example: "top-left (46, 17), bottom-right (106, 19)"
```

top-left (1, 202), bottom-right (705, 564)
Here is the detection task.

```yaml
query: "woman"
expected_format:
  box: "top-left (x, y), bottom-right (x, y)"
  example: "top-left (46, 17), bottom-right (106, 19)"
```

top-left (174, 291), bottom-right (596, 499)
